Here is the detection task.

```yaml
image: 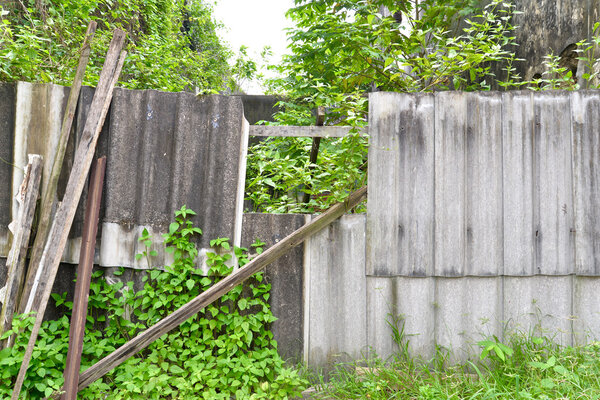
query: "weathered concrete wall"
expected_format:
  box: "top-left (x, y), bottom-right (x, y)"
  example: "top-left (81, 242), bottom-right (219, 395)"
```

top-left (362, 90), bottom-right (600, 363)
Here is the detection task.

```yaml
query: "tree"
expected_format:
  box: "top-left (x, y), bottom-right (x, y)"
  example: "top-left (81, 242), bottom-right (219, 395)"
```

top-left (246, 0), bottom-right (520, 213)
top-left (0, 0), bottom-right (232, 92)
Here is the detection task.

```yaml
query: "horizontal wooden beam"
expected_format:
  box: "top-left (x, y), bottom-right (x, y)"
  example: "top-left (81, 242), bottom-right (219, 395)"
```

top-left (249, 125), bottom-right (366, 138)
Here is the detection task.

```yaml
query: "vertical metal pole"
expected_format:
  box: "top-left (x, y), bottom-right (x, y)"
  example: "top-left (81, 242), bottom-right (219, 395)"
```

top-left (62, 156), bottom-right (107, 400)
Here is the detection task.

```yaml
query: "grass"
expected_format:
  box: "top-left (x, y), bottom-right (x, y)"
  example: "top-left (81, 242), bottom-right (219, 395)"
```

top-left (307, 327), bottom-right (600, 399)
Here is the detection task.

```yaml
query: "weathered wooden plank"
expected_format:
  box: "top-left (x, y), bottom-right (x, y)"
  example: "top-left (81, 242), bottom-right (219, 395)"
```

top-left (502, 91), bottom-right (535, 276)
top-left (571, 91), bottom-right (600, 275)
top-left (306, 215), bottom-right (366, 371)
top-left (533, 92), bottom-right (574, 275)
top-left (465, 93), bottom-right (503, 275)
top-left (74, 186), bottom-right (367, 392)
top-left (366, 92), bottom-right (434, 276)
top-left (62, 157), bottom-right (106, 400)
top-left (249, 125), bottom-right (364, 138)
top-left (12, 31), bottom-right (126, 400)
top-left (434, 92), bottom-right (467, 276)
top-left (19, 21), bottom-right (97, 314)
top-left (0, 155), bottom-right (42, 347)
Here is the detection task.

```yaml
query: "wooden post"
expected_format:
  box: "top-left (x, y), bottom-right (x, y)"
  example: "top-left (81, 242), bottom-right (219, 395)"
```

top-left (302, 107), bottom-right (325, 204)
top-left (66, 186), bottom-right (367, 393)
top-left (11, 30), bottom-right (126, 400)
top-left (0, 155), bottom-right (43, 348)
top-left (61, 157), bottom-right (106, 400)
top-left (19, 21), bottom-right (97, 315)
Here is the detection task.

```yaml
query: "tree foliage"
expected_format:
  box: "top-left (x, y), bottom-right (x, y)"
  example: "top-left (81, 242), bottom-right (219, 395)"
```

top-left (246, 0), bottom-right (520, 213)
top-left (0, 0), bottom-right (232, 92)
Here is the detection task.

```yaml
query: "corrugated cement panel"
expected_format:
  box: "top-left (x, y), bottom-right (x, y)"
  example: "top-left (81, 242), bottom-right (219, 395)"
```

top-left (533, 92), bottom-right (575, 275)
top-left (242, 213), bottom-right (306, 363)
top-left (0, 83), bottom-right (15, 256)
top-left (435, 277), bottom-right (503, 362)
top-left (434, 92), bottom-right (467, 276)
top-left (573, 277), bottom-right (600, 345)
top-left (465, 93), bottom-right (503, 276)
top-left (571, 92), bottom-right (600, 275)
top-left (98, 89), bottom-right (246, 266)
top-left (366, 92), bottom-right (434, 276)
top-left (502, 92), bottom-right (535, 276)
top-left (366, 277), bottom-right (435, 360)
top-left (12, 82), bottom-right (69, 218)
top-left (306, 214), bottom-right (367, 370)
top-left (504, 276), bottom-right (573, 345)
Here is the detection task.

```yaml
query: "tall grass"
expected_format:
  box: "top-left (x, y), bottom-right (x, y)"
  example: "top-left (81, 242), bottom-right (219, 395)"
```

top-left (309, 323), bottom-right (600, 399)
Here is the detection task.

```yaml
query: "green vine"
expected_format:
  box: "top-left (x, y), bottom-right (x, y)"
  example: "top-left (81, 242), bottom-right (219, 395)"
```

top-left (0, 206), bottom-right (307, 399)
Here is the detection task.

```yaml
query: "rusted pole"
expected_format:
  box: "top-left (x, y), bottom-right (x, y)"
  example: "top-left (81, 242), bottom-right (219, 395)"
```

top-left (61, 156), bottom-right (106, 400)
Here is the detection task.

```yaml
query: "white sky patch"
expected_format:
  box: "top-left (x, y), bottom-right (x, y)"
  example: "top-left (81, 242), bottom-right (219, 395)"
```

top-left (212, 0), bottom-right (296, 94)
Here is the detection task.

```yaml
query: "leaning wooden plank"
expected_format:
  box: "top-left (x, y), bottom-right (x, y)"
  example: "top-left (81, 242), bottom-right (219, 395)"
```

top-left (19, 21), bottom-right (98, 315)
top-left (249, 125), bottom-right (365, 138)
top-left (72, 186), bottom-right (367, 392)
top-left (62, 157), bottom-right (106, 400)
top-left (11, 31), bottom-right (126, 400)
top-left (0, 155), bottom-right (43, 348)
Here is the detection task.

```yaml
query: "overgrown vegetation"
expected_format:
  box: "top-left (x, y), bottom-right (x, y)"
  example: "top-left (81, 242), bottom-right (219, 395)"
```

top-left (246, 0), bottom-right (521, 213)
top-left (310, 321), bottom-right (600, 399)
top-left (0, 0), bottom-right (232, 92)
top-left (0, 207), bottom-right (308, 399)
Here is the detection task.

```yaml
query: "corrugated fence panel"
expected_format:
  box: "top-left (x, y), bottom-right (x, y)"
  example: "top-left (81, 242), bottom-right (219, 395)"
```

top-left (465, 93), bottom-right (503, 276)
top-left (573, 277), bottom-right (600, 344)
top-left (242, 213), bottom-right (306, 364)
top-left (98, 89), bottom-right (246, 267)
top-left (434, 92), bottom-right (467, 276)
top-left (0, 83), bottom-right (15, 256)
top-left (502, 91), bottom-right (535, 276)
top-left (504, 276), bottom-right (573, 345)
top-left (571, 91), bottom-right (600, 275)
top-left (367, 93), bottom-right (434, 276)
top-left (306, 214), bottom-right (367, 370)
top-left (533, 92), bottom-right (575, 275)
top-left (367, 277), bottom-right (435, 360)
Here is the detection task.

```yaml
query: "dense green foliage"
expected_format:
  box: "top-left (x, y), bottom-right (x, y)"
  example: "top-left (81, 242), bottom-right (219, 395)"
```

top-left (0, 207), bottom-right (307, 399)
top-left (246, 0), bottom-right (520, 213)
top-left (0, 0), bottom-right (231, 92)
top-left (311, 323), bottom-right (600, 399)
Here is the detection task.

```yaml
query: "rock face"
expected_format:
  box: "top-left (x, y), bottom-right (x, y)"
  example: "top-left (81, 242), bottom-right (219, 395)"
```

top-left (487, 0), bottom-right (598, 83)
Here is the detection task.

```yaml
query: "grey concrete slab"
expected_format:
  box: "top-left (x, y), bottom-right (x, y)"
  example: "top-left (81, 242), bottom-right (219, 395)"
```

top-left (434, 92), bottom-right (468, 277)
top-left (306, 214), bottom-right (367, 371)
top-left (465, 93), bottom-right (503, 276)
top-left (502, 92), bottom-right (535, 276)
top-left (573, 276), bottom-right (600, 345)
top-left (571, 92), bottom-right (600, 275)
top-left (533, 92), bottom-right (575, 275)
top-left (504, 276), bottom-right (573, 345)
top-left (366, 92), bottom-right (434, 277)
top-left (434, 277), bottom-right (503, 363)
top-left (242, 213), bottom-right (306, 364)
top-left (367, 277), bottom-right (436, 361)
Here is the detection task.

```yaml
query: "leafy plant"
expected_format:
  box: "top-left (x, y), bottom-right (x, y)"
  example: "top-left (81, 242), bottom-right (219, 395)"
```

top-left (0, 206), bottom-right (308, 399)
top-left (0, 0), bottom-right (232, 92)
